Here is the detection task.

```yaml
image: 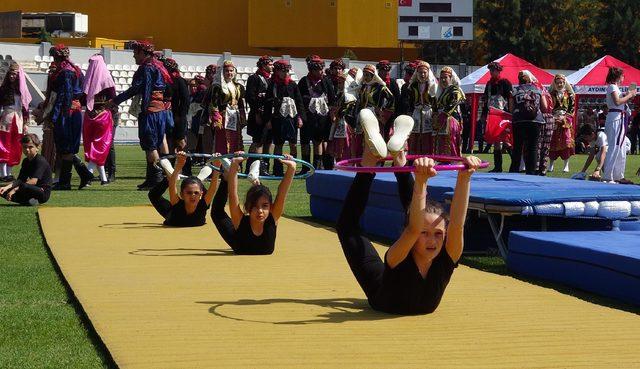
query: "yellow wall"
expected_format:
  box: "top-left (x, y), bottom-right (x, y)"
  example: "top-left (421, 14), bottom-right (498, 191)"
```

top-left (0, 0), bottom-right (417, 61)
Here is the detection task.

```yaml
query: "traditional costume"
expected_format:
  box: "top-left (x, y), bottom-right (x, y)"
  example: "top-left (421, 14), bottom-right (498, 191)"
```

top-left (602, 82), bottom-right (631, 182)
top-left (481, 62), bottom-right (512, 171)
top-left (47, 45), bottom-right (94, 190)
top-left (399, 61), bottom-right (438, 154)
top-left (207, 60), bottom-right (246, 154)
top-left (245, 55), bottom-right (273, 174)
top-left (82, 54), bottom-right (116, 185)
top-left (112, 41), bottom-right (174, 188)
top-left (161, 57), bottom-right (190, 153)
top-left (298, 55), bottom-right (335, 169)
top-left (548, 74), bottom-right (576, 171)
top-left (433, 67), bottom-right (465, 156)
top-left (263, 60), bottom-right (306, 176)
top-left (354, 64), bottom-right (394, 157)
top-left (328, 72), bottom-right (357, 161)
top-left (377, 60), bottom-right (401, 138)
top-left (0, 63), bottom-right (31, 181)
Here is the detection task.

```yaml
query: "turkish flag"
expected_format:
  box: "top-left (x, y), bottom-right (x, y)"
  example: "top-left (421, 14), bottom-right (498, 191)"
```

top-left (485, 107), bottom-right (513, 145)
top-left (399, 0), bottom-right (412, 6)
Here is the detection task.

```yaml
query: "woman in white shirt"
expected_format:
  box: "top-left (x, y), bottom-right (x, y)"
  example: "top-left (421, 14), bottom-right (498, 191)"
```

top-left (603, 67), bottom-right (636, 183)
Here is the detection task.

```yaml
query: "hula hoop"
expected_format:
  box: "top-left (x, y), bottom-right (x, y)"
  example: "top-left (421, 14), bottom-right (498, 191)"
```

top-left (334, 154), bottom-right (489, 173)
top-left (162, 153), bottom-right (216, 161)
top-left (207, 153), bottom-right (315, 180)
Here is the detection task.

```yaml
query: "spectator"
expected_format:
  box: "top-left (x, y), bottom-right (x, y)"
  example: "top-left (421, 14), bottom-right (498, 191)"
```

top-left (0, 134), bottom-right (52, 205)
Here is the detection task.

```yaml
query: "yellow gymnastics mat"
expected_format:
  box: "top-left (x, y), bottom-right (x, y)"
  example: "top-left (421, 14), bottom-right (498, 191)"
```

top-left (39, 207), bottom-right (640, 369)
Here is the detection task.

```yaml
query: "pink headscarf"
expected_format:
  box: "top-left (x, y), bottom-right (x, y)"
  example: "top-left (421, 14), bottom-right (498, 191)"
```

top-left (16, 65), bottom-right (32, 112)
top-left (83, 54), bottom-right (116, 111)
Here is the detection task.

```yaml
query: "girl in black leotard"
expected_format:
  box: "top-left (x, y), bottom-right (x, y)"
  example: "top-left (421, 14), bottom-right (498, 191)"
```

top-left (148, 152), bottom-right (217, 227)
top-left (210, 152), bottom-right (296, 254)
top-left (337, 143), bottom-right (481, 315)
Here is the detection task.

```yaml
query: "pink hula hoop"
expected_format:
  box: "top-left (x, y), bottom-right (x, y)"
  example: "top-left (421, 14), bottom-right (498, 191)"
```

top-left (334, 155), bottom-right (490, 173)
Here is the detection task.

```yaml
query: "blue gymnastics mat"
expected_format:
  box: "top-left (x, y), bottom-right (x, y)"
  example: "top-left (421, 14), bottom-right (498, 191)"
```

top-left (507, 231), bottom-right (640, 306)
top-left (307, 171), bottom-right (640, 207)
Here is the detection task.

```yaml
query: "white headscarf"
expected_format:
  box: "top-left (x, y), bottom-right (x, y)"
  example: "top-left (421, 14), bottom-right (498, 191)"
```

top-left (345, 68), bottom-right (362, 102)
top-left (437, 66), bottom-right (464, 99)
top-left (409, 61), bottom-right (438, 97)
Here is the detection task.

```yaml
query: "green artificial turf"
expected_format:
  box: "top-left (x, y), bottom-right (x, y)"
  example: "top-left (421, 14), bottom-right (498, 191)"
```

top-left (1, 145), bottom-right (639, 368)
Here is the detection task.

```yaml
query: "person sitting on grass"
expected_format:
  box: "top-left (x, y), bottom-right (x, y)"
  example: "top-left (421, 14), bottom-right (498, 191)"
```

top-left (0, 134), bottom-right (52, 206)
top-left (148, 151), bottom-right (217, 227)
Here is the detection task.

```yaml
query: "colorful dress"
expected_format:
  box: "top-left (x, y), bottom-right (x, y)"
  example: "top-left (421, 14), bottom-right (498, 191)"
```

top-left (0, 92), bottom-right (28, 167)
top-left (354, 82), bottom-right (394, 157)
top-left (549, 89), bottom-right (576, 160)
top-left (208, 80), bottom-right (246, 154)
top-left (433, 85), bottom-right (464, 156)
top-left (328, 88), bottom-right (357, 161)
top-left (400, 81), bottom-right (436, 154)
top-left (83, 89), bottom-right (116, 166)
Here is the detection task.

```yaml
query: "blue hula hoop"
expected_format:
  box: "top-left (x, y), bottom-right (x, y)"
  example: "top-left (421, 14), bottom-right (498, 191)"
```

top-left (207, 153), bottom-right (315, 180)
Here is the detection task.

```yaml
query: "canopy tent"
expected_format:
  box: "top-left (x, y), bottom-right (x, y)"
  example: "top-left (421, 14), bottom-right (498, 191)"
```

top-left (566, 55), bottom-right (640, 95)
top-left (566, 55), bottom-right (640, 129)
top-left (459, 54), bottom-right (555, 152)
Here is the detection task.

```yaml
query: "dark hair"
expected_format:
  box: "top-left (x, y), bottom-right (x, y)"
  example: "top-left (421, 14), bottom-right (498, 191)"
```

top-left (579, 124), bottom-right (595, 137)
top-left (21, 133), bottom-right (41, 147)
top-left (180, 176), bottom-right (205, 194)
top-left (606, 67), bottom-right (624, 84)
top-left (403, 199), bottom-right (449, 227)
top-left (488, 61), bottom-right (503, 72)
top-left (244, 184), bottom-right (273, 212)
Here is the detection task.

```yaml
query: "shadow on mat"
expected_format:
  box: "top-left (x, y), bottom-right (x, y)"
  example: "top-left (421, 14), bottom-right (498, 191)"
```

top-left (130, 248), bottom-right (234, 257)
top-left (197, 298), bottom-right (397, 325)
top-left (99, 222), bottom-right (165, 229)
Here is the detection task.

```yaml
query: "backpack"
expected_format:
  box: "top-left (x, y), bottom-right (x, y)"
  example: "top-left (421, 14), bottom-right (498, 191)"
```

top-left (516, 87), bottom-right (540, 121)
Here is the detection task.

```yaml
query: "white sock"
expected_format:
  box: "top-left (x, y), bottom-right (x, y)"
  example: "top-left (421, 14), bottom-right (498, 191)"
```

top-left (6, 165), bottom-right (12, 176)
top-left (0, 163), bottom-right (6, 177)
top-left (98, 166), bottom-right (107, 182)
top-left (549, 160), bottom-right (555, 172)
top-left (87, 162), bottom-right (97, 174)
top-left (563, 159), bottom-right (570, 172)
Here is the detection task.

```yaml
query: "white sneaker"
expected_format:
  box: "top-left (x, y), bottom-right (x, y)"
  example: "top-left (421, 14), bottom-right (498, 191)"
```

top-left (359, 109), bottom-right (387, 158)
top-left (387, 115), bottom-right (414, 155)
top-left (247, 160), bottom-right (261, 185)
top-left (196, 166), bottom-right (213, 181)
top-left (548, 162), bottom-right (554, 172)
top-left (159, 158), bottom-right (174, 176)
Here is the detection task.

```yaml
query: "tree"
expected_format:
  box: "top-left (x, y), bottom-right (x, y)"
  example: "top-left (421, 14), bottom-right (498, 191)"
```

top-left (38, 27), bottom-right (53, 44)
top-left (598, 1), bottom-right (640, 66)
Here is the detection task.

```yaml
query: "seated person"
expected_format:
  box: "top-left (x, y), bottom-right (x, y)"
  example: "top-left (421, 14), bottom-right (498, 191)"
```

top-left (0, 134), bottom-right (52, 206)
top-left (148, 152), bottom-right (217, 227)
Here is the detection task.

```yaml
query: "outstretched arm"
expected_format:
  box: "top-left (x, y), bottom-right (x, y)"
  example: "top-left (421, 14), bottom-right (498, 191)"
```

top-left (204, 170), bottom-right (220, 206)
top-left (445, 156), bottom-right (481, 263)
top-left (271, 154), bottom-right (297, 222)
top-left (169, 152), bottom-right (187, 205)
top-left (228, 155), bottom-right (245, 228)
top-left (386, 157), bottom-right (436, 269)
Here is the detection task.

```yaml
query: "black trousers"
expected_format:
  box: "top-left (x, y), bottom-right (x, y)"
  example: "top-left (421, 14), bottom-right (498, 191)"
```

top-left (3, 183), bottom-right (50, 205)
top-left (510, 121), bottom-right (540, 175)
top-left (210, 179), bottom-right (237, 250)
top-left (336, 172), bottom-right (413, 301)
top-left (148, 178), bottom-right (171, 218)
top-left (105, 124), bottom-right (117, 177)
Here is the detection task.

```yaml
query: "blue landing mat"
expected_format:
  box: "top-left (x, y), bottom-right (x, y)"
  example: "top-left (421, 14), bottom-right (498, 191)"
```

top-left (507, 231), bottom-right (640, 306)
top-left (307, 171), bottom-right (640, 207)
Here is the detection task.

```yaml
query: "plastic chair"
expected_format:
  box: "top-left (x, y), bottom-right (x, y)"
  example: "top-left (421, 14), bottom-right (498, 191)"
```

top-left (112, 70), bottom-right (120, 78)
top-left (187, 66), bottom-right (196, 73)
top-left (179, 65), bottom-right (187, 73)
top-left (35, 55), bottom-right (42, 62)
top-left (196, 66), bottom-right (204, 73)
top-left (107, 64), bottom-right (114, 71)
top-left (123, 65), bottom-right (131, 71)
top-left (115, 64), bottom-right (123, 71)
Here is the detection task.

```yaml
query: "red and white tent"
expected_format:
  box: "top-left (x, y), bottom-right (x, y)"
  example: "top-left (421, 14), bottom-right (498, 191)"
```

top-left (459, 54), bottom-right (554, 152)
top-left (566, 55), bottom-right (640, 95)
